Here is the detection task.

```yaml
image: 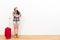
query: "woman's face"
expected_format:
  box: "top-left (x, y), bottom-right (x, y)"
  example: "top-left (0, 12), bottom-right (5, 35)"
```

top-left (14, 7), bottom-right (18, 11)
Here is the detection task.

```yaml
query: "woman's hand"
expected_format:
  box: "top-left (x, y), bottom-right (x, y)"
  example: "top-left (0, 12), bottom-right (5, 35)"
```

top-left (15, 14), bottom-right (21, 17)
top-left (13, 13), bottom-right (21, 17)
top-left (15, 15), bottom-right (19, 17)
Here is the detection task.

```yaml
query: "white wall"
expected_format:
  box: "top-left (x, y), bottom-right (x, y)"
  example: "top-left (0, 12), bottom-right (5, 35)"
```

top-left (0, 0), bottom-right (60, 35)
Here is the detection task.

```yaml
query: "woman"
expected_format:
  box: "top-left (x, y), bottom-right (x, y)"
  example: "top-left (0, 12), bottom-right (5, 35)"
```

top-left (13, 7), bottom-right (21, 38)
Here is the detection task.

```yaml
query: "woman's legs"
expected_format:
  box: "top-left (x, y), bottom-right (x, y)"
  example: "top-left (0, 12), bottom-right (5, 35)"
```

top-left (13, 23), bottom-right (19, 37)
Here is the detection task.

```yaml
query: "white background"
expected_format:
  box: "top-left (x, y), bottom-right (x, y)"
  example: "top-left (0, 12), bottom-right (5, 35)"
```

top-left (0, 0), bottom-right (60, 35)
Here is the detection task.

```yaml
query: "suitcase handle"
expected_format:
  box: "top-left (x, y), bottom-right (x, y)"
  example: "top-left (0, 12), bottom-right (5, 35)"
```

top-left (9, 17), bottom-right (11, 27)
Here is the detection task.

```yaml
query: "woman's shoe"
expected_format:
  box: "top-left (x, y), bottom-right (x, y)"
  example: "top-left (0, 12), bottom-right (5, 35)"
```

top-left (15, 34), bottom-right (19, 38)
top-left (14, 34), bottom-right (16, 38)
top-left (14, 34), bottom-right (19, 38)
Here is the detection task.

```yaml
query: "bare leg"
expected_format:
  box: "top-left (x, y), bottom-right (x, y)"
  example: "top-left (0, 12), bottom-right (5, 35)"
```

top-left (13, 24), bottom-right (17, 37)
top-left (14, 24), bottom-right (16, 34)
top-left (14, 23), bottom-right (19, 38)
top-left (16, 24), bottom-right (19, 37)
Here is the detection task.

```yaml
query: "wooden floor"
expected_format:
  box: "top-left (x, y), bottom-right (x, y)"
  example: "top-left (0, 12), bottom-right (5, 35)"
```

top-left (0, 35), bottom-right (60, 40)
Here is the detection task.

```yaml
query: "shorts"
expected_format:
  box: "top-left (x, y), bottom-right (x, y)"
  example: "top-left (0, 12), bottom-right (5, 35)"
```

top-left (13, 20), bottom-right (20, 24)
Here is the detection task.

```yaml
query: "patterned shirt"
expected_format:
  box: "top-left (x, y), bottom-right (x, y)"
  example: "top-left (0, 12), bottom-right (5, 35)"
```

top-left (13, 11), bottom-right (20, 21)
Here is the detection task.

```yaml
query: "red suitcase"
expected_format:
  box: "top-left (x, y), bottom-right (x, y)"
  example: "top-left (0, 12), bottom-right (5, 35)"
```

top-left (5, 27), bottom-right (11, 39)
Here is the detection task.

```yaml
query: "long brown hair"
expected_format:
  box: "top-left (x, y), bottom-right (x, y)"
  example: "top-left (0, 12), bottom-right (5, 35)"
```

top-left (16, 10), bottom-right (20, 15)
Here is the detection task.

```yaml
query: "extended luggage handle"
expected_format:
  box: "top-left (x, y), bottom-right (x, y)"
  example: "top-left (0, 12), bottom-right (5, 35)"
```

top-left (9, 17), bottom-right (11, 27)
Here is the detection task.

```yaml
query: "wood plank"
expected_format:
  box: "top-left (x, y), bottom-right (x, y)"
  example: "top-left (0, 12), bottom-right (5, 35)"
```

top-left (0, 35), bottom-right (60, 40)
